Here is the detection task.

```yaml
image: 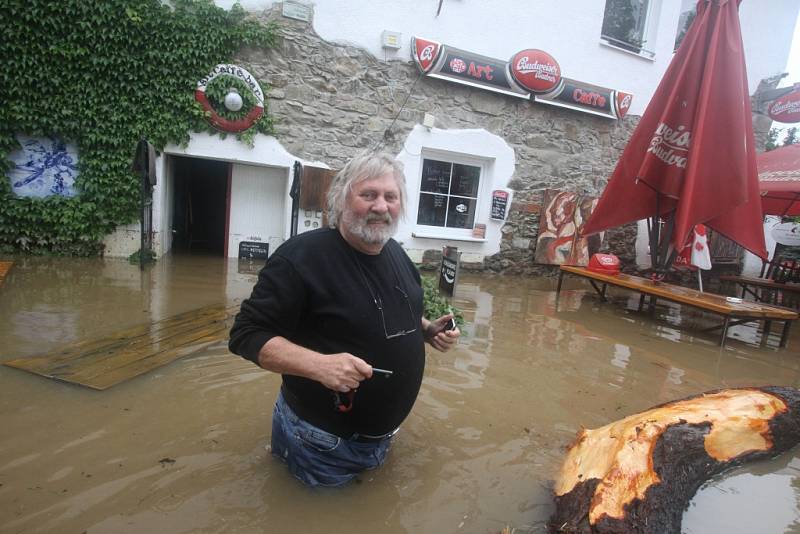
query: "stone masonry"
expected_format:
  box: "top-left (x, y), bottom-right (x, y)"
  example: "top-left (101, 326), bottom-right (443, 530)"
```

top-left (236, 6), bottom-right (641, 275)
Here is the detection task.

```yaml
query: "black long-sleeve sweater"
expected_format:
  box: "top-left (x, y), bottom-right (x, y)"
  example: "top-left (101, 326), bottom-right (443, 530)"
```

top-left (229, 228), bottom-right (425, 438)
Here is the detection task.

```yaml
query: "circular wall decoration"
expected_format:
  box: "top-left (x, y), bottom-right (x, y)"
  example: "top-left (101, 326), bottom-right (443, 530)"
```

top-left (195, 64), bottom-right (264, 133)
top-left (509, 49), bottom-right (562, 94)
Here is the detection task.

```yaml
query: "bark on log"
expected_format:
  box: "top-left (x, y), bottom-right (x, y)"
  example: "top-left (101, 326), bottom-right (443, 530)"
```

top-left (548, 387), bottom-right (800, 534)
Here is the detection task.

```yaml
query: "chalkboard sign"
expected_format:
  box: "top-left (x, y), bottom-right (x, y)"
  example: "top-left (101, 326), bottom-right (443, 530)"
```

top-left (438, 246), bottom-right (461, 298)
top-left (238, 241), bottom-right (269, 260)
top-left (491, 190), bottom-right (509, 220)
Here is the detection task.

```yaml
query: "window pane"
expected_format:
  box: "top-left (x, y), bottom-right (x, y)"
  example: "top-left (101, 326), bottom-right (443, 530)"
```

top-left (420, 159), bottom-right (451, 194)
top-left (674, 5), bottom-right (696, 51)
top-left (417, 193), bottom-right (447, 226)
top-left (601, 0), bottom-right (649, 52)
top-left (450, 163), bottom-right (480, 198)
top-left (446, 197), bottom-right (476, 229)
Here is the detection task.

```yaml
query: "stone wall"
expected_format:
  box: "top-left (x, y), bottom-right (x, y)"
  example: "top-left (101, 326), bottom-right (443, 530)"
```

top-left (237, 7), bottom-right (641, 275)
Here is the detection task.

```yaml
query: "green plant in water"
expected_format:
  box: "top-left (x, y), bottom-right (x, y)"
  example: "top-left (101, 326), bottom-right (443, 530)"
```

top-left (128, 248), bottom-right (157, 265)
top-left (0, 0), bottom-right (277, 256)
top-left (421, 276), bottom-right (465, 330)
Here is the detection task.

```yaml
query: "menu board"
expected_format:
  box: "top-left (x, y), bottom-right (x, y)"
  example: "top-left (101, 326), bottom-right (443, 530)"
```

top-left (491, 190), bottom-right (509, 220)
top-left (238, 241), bottom-right (269, 260)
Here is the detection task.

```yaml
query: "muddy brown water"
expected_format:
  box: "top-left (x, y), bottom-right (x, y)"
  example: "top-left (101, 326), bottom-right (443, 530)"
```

top-left (1, 255), bottom-right (800, 533)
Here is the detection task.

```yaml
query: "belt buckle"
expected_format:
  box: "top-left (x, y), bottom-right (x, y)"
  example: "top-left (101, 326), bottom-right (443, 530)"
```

top-left (352, 428), bottom-right (399, 443)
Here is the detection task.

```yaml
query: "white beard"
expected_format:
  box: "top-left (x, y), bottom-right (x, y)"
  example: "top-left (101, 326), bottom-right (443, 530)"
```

top-left (342, 209), bottom-right (398, 246)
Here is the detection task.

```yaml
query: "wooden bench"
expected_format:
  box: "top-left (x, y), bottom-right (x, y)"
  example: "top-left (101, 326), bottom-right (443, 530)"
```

top-left (0, 261), bottom-right (13, 286)
top-left (719, 257), bottom-right (800, 309)
top-left (556, 265), bottom-right (798, 348)
top-left (718, 275), bottom-right (800, 309)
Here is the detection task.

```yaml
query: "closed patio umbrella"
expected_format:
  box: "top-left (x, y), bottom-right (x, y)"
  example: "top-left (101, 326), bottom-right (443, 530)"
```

top-left (582, 0), bottom-right (768, 273)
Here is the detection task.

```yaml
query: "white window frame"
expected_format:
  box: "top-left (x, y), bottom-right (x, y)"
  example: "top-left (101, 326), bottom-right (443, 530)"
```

top-left (599, 0), bottom-right (661, 61)
top-left (412, 149), bottom-right (490, 241)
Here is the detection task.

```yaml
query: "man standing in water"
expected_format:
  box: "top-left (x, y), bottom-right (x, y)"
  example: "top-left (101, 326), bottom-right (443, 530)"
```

top-left (229, 152), bottom-right (460, 487)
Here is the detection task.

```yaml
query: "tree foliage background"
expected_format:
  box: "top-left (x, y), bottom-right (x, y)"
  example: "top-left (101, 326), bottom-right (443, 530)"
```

top-left (0, 0), bottom-right (276, 255)
top-left (766, 127), bottom-right (799, 152)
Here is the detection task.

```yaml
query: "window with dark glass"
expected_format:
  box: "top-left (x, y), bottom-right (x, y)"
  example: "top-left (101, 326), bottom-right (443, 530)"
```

top-left (601, 0), bottom-right (654, 58)
top-left (673, 4), bottom-right (696, 51)
top-left (417, 158), bottom-right (480, 230)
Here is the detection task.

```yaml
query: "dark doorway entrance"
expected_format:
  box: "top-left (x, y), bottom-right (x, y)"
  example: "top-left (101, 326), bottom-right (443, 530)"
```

top-left (171, 156), bottom-right (229, 255)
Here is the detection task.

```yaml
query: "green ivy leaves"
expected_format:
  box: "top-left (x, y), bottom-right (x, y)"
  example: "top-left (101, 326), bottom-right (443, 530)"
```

top-left (0, 0), bottom-right (277, 255)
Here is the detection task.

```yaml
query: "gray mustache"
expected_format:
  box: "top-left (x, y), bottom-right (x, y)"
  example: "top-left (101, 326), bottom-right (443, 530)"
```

top-left (365, 214), bottom-right (392, 224)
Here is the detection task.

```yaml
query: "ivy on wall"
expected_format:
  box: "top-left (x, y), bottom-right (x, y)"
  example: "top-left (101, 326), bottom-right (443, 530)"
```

top-left (0, 0), bottom-right (277, 255)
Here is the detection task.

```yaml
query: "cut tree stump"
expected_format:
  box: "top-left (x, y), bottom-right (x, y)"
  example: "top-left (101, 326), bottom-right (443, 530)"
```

top-left (549, 387), bottom-right (800, 533)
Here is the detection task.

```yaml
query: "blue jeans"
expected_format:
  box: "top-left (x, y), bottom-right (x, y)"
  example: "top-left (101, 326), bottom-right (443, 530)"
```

top-left (270, 391), bottom-right (394, 487)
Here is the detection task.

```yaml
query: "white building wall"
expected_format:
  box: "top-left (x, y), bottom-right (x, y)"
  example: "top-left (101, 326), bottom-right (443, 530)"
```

top-left (105, 1), bottom-right (799, 264)
top-left (218, 0), bottom-right (799, 117)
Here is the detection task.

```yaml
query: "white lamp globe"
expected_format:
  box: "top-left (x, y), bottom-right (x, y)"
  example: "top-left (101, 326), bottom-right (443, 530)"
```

top-left (224, 89), bottom-right (244, 112)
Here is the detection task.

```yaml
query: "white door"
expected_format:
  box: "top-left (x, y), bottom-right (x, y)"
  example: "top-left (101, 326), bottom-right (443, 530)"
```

top-left (227, 164), bottom-right (287, 258)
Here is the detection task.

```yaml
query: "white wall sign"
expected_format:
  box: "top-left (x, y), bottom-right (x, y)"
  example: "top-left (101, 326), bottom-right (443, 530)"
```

top-left (771, 222), bottom-right (800, 247)
top-left (282, 1), bottom-right (312, 22)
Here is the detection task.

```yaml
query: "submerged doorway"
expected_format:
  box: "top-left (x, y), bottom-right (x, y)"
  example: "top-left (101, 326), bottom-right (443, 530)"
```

top-left (171, 156), bottom-right (229, 255)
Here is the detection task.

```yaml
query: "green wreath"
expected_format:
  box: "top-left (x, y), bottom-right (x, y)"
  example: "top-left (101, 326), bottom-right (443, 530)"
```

top-left (204, 74), bottom-right (260, 121)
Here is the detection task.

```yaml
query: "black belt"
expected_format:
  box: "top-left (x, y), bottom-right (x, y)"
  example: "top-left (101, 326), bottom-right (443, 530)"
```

top-left (350, 428), bottom-right (398, 443)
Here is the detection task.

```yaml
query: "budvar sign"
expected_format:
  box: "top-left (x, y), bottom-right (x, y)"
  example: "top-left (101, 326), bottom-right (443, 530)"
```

top-left (509, 49), bottom-right (562, 94)
top-left (411, 37), bottom-right (632, 120)
top-left (768, 84), bottom-right (800, 124)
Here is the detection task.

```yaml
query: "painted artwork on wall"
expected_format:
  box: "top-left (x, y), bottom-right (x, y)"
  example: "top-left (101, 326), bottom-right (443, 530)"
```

top-left (534, 189), bottom-right (603, 266)
top-left (8, 135), bottom-right (79, 198)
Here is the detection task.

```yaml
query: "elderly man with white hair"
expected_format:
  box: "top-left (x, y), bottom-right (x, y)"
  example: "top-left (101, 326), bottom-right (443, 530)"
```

top-left (229, 151), bottom-right (459, 487)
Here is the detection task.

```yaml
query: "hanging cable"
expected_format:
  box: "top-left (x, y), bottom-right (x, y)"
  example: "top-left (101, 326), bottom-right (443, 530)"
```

top-left (371, 70), bottom-right (424, 153)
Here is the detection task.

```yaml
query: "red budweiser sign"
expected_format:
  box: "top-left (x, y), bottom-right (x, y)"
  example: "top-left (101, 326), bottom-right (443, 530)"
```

top-left (509, 49), bottom-right (562, 94)
top-left (768, 85), bottom-right (800, 124)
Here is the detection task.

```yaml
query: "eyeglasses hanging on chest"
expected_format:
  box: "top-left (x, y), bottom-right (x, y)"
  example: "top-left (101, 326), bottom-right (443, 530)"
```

top-left (352, 252), bottom-right (418, 340)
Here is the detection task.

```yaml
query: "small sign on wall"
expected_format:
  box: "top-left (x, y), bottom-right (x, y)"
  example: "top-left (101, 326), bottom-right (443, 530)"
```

top-left (491, 190), bottom-right (509, 220)
top-left (282, 1), bottom-right (312, 22)
top-left (238, 241), bottom-right (269, 260)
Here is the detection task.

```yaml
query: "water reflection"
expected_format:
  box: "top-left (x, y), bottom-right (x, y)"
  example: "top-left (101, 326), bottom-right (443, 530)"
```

top-left (684, 455), bottom-right (800, 534)
top-left (0, 256), bottom-right (799, 532)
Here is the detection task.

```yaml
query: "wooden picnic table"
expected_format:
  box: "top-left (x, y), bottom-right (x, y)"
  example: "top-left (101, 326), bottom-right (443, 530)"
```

top-left (719, 275), bottom-right (800, 309)
top-left (556, 265), bottom-right (799, 348)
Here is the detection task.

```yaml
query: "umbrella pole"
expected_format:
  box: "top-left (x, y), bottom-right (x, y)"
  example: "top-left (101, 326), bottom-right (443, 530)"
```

top-left (650, 192), bottom-right (661, 273)
top-left (697, 270), bottom-right (704, 292)
top-left (659, 214), bottom-right (675, 271)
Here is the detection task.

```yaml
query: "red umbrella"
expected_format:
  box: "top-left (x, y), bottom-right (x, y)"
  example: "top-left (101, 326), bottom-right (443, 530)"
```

top-left (759, 143), bottom-right (800, 216)
top-left (582, 0), bottom-right (768, 268)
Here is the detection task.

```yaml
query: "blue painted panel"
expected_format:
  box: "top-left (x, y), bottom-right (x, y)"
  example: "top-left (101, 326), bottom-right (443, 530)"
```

top-left (8, 136), bottom-right (79, 198)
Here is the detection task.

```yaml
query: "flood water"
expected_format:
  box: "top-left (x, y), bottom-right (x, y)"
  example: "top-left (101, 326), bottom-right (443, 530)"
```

top-left (1, 255), bottom-right (800, 533)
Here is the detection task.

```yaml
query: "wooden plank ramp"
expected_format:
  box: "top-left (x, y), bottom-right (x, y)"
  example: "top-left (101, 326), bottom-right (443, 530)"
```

top-left (3, 304), bottom-right (239, 390)
top-left (0, 261), bottom-right (13, 285)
